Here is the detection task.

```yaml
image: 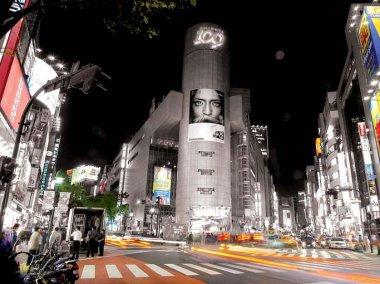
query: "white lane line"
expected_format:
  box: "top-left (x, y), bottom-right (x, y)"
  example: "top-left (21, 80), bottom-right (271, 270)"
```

top-left (81, 265), bottom-right (95, 279)
top-left (297, 262), bottom-right (354, 271)
top-left (311, 254), bottom-right (318, 258)
top-left (105, 265), bottom-right (122, 278)
top-left (329, 252), bottom-right (345, 259)
top-left (236, 262), bottom-right (284, 273)
top-left (221, 263), bottom-right (264, 273)
top-left (126, 264), bottom-right (149, 278)
top-left (339, 251), bottom-right (358, 259)
top-left (183, 263), bottom-right (221, 275)
top-left (201, 263), bottom-right (244, 274)
top-left (287, 254), bottom-right (295, 257)
top-left (304, 282), bottom-right (337, 284)
top-left (299, 254), bottom-right (307, 258)
top-left (145, 264), bottom-right (173, 276)
top-left (165, 264), bottom-right (198, 276)
top-left (319, 251), bottom-right (331, 258)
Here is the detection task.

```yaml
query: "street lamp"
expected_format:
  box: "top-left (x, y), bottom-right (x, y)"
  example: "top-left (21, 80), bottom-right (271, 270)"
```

top-left (0, 62), bottom-right (111, 230)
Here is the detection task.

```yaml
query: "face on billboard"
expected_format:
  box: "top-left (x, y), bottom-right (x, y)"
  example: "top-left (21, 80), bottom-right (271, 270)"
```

top-left (152, 166), bottom-right (171, 205)
top-left (190, 89), bottom-right (224, 125)
top-left (188, 89), bottom-right (225, 143)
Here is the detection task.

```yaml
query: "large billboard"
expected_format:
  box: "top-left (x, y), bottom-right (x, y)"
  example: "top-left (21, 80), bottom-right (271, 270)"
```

top-left (188, 88), bottom-right (225, 143)
top-left (71, 165), bottom-right (101, 184)
top-left (28, 57), bottom-right (60, 115)
top-left (0, 57), bottom-right (30, 130)
top-left (358, 6), bottom-right (380, 78)
top-left (370, 91), bottom-right (380, 155)
top-left (152, 166), bottom-right (171, 205)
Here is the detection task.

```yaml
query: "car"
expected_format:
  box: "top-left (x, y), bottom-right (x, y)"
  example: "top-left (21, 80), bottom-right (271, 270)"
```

top-left (316, 236), bottom-right (330, 248)
top-left (301, 237), bottom-right (316, 248)
top-left (328, 237), bottom-right (347, 249)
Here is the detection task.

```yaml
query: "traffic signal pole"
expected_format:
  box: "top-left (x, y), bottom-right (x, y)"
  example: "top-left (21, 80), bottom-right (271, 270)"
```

top-left (0, 64), bottom-right (110, 230)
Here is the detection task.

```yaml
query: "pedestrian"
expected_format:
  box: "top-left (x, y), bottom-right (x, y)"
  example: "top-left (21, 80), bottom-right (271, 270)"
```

top-left (10, 223), bottom-right (20, 250)
top-left (364, 235), bottom-right (370, 252)
top-left (71, 226), bottom-right (82, 259)
top-left (48, 227), bottom-right (62, 250)
top-left (0, 230), bottom-right (22, 284)
top-left (86, 226), bottom-right (98, 257)
top-left (97, 229), bottom-right (105, 256)
top-left (38, 227), bottom-right (44, 253)
top-left (27, 226), bottom-right (41, 265)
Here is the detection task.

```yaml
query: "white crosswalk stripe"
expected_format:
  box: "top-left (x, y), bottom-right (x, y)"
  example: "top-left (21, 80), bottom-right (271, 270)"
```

top-left (319, 251), bottom-right (331, 258)
top-left (221, 263), bottom-right (264, 273)
top-left (165, 264), bottom-right (199, 276)
top-left (236, 262), bottom-right (284, 273)
top-left (145, 264), bottom-right (174, 276)
top-left (338, 251), bottom-right (358, 259)
top-left (328, 251), bottom-right (345, 259)
top-left (126, 264), bottom-right (149, 277)
top-left (201, 263), bottom-right (244, 274)
top-left (105, 265), bottom-right (122, 278)
top-left (183, 263), bottom-right (221, 275)
top-left (81, 265), bottom-right (95, 279)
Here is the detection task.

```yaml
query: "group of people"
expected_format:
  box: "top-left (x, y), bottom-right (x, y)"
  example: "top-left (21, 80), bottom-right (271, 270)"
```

top-left (71, 226), bottom-right (105, 259)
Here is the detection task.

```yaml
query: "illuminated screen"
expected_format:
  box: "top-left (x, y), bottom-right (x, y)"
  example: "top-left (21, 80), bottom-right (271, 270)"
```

top-left (152, 166), bottom-right (171, 205)
top-left (370, 91), bottom-right (380, 153)
top-left (71, 165), bottom-right (101, 184)
top-left (358, 6), bottom-right (380, 77)
top-left (0, 58), bottom-right (30, 130)
top-left (188, 89), bottom-right (225, 143)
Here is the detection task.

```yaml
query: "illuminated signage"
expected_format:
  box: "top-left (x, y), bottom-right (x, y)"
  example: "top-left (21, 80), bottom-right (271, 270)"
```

top-left (152, 166), bottom-right (171, 205)
top-left (71, 165), bottom-right (101, 184)
top-left (315, 137), bottom-right (322, 156)
top-left (370, 92), bottom-right (380, 156)
top-left (193, 27), bottom-right (224, 49)
top-left (0, 57), bottom-right (30, 130)
top-left (191, 206), bottom-right (230, 219)
top-left (358, 6), bottom-right (380, 78)
top-left (357, 122), bottom-right (376, 181)
top-left (188, 89), bottom-right (225, 143)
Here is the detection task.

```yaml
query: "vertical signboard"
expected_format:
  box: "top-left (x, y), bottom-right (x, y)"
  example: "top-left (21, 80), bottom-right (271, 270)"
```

top-left (0, 57), bottom-right (30, 130)
top-left (358, 6), bottom-right (380, 78)
top-left (152, 166), bottom-right (171, 205)
top-left (357, 122), bottom-right (377, 184)
top-left (188, 88), bottom-right (225, 143)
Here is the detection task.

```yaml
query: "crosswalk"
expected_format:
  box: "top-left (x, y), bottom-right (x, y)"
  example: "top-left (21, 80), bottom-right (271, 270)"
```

top-left (255, 248), bottom-right (375, 259)
top-left (80, 261), bottom-right (288, 279)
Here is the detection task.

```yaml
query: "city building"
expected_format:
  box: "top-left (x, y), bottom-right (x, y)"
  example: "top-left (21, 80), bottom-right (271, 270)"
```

top-left (111, 23), bottom-right (277, 235)
top-left (278, 196), bottom-right (296, 233)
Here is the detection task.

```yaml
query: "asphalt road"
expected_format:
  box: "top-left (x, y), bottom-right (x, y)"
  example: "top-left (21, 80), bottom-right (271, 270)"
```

top-left (76, 244), bottom-right (380, 284)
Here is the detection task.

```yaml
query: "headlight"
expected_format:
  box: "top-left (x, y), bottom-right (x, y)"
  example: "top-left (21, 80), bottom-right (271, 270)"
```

top-left (321, 241), bottom-right (326, 245)
top-left (312, 241), bottom-right (316, 246)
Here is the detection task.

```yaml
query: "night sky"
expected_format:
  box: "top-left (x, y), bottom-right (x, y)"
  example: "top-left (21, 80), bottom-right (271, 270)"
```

top-left (39, 0), bottom-right (362, 196)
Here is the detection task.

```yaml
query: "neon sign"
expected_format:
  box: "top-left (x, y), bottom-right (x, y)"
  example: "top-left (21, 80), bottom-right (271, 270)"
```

top-left (193, 27), bottom-right (224, 49)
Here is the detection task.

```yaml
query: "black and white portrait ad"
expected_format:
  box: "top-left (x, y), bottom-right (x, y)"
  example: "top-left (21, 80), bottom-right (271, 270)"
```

top-left (188, 88), bottom-right (225, 143)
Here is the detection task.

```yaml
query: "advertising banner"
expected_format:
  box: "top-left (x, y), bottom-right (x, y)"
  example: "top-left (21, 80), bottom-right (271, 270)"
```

top-left (188, 89), bottom-right (225, 143)
top-left (152, 166), bottom-right (171, 205)
top-left (0, 57), bottom-right (30, 130)
top-left (42, 190), bottom-right (55, 211)
top-left (28, 58), bottom-right (60, 115)
top-left (357, 122), bottom-right (376, 181)
top-left (358, 6), bottom-right (380, 78)
top-left (58, 192), bottom-right (71, 213)
top-left (71, 165), bottom-right (101, 184)
top-left (27, 166), bottom-right (39, 191)
top-left (370, 91), bottom-right (380, 155)
top-left (315, 137), bottom-right (322, 156)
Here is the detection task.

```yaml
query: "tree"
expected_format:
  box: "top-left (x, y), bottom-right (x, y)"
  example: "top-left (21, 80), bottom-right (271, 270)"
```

top-left (55, 169), bottom-right (89, 208)
top-left (0, 0), bottom-right (197, 39)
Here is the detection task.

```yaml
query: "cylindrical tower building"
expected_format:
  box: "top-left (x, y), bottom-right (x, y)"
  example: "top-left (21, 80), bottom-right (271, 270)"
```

top-left (176, 23), bottom-right (231, 232)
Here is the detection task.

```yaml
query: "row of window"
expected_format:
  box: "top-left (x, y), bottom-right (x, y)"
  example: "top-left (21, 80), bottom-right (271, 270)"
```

top-left (128, 152), bottom-right (138, 164)
top-left (198, 169), bottom-right (215, 175)
top-left (198, 150), bottom-right (215, 157)
top-left (197, 187), bottom-right (215, 194)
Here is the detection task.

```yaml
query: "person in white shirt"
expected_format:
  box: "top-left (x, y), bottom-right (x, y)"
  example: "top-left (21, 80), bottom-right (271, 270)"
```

top-left (71, 227), bottom-right (82, 259)
top-left (49, 227), bottom-right (62, 250)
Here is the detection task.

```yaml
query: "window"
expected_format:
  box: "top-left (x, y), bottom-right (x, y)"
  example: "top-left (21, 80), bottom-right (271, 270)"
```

top-left (331, 172), bottom-right (339, 180)
top-left (198, 151), bottom-right (215, 157)
top-left (239, 157), bottom-right (248, 169)
top-left (198, 169), bottom-right (215, 175)
top-left (128, 152), bottom-right (138, 164)
top-left (239, 170), bottom-right (249, 182)
top-left (330, 158), bottom-right (337, 167)
top-left (129, 136), bottom-right (143, 153)
top-left (237, 145), bottom-right (248, 156)
top-left (197, 187), bottom-right (215, 194)
top-left (238, 132), bottom-right (247, 144)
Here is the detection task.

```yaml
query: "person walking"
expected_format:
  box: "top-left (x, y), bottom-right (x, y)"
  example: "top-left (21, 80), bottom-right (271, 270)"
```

top-left (48, 227), bottom-right (62, 250)
top-left (364, 235), bottom-right (370, 252)
top-left (27, 226), bottom-right (41, 265)
top-left (97, 229), bottom-right (105, 256)
top-left (10, 223), bottom-right (20, 250)
top-left (86, 226), bottom-right (98, 257)
top-left (71, 227), bottom-right (82, 260)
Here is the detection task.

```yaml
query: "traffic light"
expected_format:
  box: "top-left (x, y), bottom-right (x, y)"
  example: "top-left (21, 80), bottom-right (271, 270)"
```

top-left (0, 156), bottom-right (17, 185)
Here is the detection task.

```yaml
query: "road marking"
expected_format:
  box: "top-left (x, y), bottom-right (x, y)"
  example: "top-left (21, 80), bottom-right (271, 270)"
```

top-left (105, 265), bottom-right (122, 278)
top-left (287, 253), bottom-right (295, 257)
top-left (183, 263), bottom-right (221, 275)
top-left (299, 254), bottom-right (307, 258)
top-left (311, 253), bottom-right (318, 258)
top-left (201, 263), bottom-right (244, 274)
top-left (236, 262), bottom-right (284, 272)
top-left (320, 251), bottom-right (331, 258)
top-left (81, 265), bottom-right (95, 279)
top-left (339, 251), bottom-right (358, 259)
top-left (165, 264), bottom-right (199, 276)
top-left (221, 263), bottom-right (264, 273)
top-left (126, 264), bottom-right (149, 278)
top-left (297, 262), bottom-right (346, 271)
top-left (304, 282), bottom-right (337, 284)
top-left (145, 264), bottom-right (173, 277)
top-left (329, 252), bottom-right (344, 259)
